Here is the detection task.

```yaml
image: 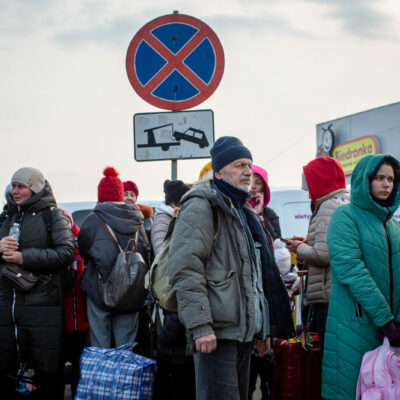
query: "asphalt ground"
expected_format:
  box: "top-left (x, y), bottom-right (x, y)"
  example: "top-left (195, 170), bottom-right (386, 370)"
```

top-left (64, 379), bottom-right (264, 399)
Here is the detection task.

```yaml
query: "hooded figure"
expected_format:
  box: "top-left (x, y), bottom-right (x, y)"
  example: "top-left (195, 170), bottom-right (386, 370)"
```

top-left (303, 156), bottom-right (347, 207)
top-left (323, 155), bottom-right (400, 400)
top-left (249, 165), bottom-right (281, 239)
top-left (285, 156), bottom-right (349, 353)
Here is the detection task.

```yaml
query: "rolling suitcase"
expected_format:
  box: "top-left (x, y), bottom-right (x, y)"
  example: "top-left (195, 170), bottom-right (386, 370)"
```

top-left (273, 333), bottom-right (322, 400)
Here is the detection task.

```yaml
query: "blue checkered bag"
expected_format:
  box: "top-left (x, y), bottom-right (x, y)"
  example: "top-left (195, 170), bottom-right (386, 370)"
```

top-left (75, 342), bottom-right (157, 400)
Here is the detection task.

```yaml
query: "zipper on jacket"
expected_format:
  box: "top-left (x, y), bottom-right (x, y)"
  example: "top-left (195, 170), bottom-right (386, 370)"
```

top-left (383, 213), bottom-right (393, 312)
top-left (73, 286), bottom-right (77, 331)
top-left (12, 289), bottom-right (22, 367)
top-left (233, 208), bottom-right (252, 341)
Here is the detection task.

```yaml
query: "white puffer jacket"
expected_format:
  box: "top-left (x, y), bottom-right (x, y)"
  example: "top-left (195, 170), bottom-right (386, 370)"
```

top-left (151, 202), bottom-right (175, 256)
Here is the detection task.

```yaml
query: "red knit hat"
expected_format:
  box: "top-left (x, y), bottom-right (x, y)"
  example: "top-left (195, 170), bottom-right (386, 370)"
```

top-left (123, 180), bottom-right (139, 197)
top-left (98, 167), bottom-right (124, 203)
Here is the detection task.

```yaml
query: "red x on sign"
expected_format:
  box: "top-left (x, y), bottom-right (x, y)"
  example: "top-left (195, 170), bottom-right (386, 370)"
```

top-left (126, 13), bottom-right (225, 110)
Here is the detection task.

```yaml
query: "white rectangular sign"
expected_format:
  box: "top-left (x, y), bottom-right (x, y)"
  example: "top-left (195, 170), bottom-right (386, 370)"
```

top-left (133, 109), bottom-right (214, 161)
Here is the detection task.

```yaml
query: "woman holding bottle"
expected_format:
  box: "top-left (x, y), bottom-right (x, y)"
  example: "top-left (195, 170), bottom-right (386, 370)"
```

top-left (0, 167), bottom-right (75, 399)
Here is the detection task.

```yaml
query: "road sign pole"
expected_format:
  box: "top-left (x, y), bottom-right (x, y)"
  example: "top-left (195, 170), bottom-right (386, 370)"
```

top-left (171, 160), bottom-right (177, 180)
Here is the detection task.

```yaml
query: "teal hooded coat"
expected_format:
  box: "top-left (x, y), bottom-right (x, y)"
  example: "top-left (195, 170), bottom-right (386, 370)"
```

top-left (322, 154), bottom-right (400, 400)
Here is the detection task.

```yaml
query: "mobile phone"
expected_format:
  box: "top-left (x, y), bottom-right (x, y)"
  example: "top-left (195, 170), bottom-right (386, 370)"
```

top-left (280, 238), bottom-right (290, 243)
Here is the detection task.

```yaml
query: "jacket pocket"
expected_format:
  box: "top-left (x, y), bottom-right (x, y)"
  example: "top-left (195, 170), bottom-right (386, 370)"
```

top-left (351, 301), bottom-right (370, 327)
top-left (206, 271), bottom-right (239, 327)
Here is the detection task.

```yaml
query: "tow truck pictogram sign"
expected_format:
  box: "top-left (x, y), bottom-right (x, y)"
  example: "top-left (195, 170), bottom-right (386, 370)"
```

top-left (134, 109), bottom-right (214, 161)
top-left (126, 13), bottom-right (225, 111)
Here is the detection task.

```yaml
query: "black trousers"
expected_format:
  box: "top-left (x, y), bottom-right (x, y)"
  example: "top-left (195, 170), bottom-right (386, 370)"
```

top-left (249, 353), bottom-right (274, 400)
top-left (63, 331), bottom-right (88, 397)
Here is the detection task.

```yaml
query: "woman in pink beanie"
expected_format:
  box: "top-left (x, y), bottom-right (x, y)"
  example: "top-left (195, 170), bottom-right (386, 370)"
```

top-left (248, 165), bottom-right (281, 239)
top-left (248, 165), bottom-right (282, 400)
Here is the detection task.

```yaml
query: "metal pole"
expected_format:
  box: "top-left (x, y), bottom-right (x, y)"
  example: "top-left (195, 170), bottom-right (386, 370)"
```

top-left (171, 160), bottom-right (177, 180)
top-left (171, 10), bottom-right (179, 180)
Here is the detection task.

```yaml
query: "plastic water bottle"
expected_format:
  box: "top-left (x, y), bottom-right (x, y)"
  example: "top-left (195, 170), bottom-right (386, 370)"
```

top-left (9, 223), bottom-right (20, 242)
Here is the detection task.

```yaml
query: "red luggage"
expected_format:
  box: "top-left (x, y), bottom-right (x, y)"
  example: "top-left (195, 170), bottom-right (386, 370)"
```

top-left (272, 334), bottom-right (322, 400)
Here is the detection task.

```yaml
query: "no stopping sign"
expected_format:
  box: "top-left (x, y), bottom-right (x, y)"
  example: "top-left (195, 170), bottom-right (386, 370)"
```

top-left (126, 13), bottom-right (225, 110)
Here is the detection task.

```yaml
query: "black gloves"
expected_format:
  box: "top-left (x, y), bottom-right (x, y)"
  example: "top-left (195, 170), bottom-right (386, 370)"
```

top-left (377, 321), bottom-right (400, 346)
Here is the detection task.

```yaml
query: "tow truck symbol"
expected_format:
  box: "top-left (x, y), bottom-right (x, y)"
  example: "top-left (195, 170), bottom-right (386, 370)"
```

top-left (138, 124), bottom-right (209, 151)
top-left (137, 124), bottom-right (180, 152)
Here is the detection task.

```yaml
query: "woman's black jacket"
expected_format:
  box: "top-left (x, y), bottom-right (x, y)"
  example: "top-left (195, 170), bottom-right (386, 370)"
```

top-left (0, 182), bottom-right (75, 373)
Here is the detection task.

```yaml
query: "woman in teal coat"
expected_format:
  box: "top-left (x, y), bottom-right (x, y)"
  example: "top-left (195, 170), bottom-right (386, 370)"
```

top-left (323, 154), bottom-right (400, 400)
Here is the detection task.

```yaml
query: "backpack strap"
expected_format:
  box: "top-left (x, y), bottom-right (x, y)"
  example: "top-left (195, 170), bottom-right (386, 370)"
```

top-left (98, 216), bottom-right (137, 252)
top-left (41, 207), bottom-right (53, 245)
top-left (42, 207), bottom-right (52, 233)
top-left (0, 210), bottom-right (12, 232)
top-left (0, 210), bottom-right (8, 227)
top-left (169, 201), bottom-right (219, 246)
top-left (164, 217), bottom-right (177, 242)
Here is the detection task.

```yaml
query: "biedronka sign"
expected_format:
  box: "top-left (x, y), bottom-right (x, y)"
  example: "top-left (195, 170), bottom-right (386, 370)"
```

top-left (333, 135), bottom-right (381, 175)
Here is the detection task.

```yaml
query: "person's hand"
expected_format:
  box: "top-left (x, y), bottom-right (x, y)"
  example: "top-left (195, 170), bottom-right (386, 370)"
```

top-left (195, 333), bottom-right (217, 353)
top-left (2, 250), bottom-right (23, 265)
top-left (255, 337), bottom-right (271, 357)
top-left (285, 239), bottom-right (302, 253)
top-left (293, 236), bottom-right (307, 243)
top-left (0, 236), bottom-right (18, 254)
top-left (252, 193), bottom-right (264, 214)
top-left (377, 321), bottom-right (400, 346)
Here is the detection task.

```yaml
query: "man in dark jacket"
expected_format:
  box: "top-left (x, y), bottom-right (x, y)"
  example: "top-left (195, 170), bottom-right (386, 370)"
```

top-left (0, 167), bottom-right (75, 399)
top-left (79, 167), bottom-right (151, 348)
top-left (169, 137), bottom-right (294, 400)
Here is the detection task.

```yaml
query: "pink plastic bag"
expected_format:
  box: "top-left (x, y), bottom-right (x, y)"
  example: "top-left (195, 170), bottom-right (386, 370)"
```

top-left (356, 337), bottom-right (400, 399)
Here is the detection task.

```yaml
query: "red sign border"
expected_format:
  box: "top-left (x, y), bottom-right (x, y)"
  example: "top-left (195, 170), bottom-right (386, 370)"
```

top-left (126, 13), bottom-right (225, 111)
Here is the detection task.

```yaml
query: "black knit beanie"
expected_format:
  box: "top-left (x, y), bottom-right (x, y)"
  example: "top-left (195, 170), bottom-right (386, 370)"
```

top-left (164, 180), bottom-right (190, 206)
top-left (210, 136), bottom-right (252, 172)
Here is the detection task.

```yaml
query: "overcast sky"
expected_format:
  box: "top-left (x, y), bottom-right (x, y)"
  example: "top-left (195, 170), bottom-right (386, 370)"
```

top-left (1, 0), bottom-right (400, 203)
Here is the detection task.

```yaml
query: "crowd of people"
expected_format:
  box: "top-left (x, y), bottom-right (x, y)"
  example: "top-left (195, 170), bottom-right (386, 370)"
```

top-left (0, 136), bottom-right (399, 400)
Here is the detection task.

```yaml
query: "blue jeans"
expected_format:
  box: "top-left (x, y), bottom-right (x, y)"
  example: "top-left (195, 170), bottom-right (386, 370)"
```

top-left (194, 339), bottom-right (252, 400)
top-left (86, 298), bottom-right (139, 348)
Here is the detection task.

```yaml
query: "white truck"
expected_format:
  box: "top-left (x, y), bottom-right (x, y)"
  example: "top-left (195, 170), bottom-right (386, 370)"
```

top-left (268, 187), bottom-right (311, 239)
